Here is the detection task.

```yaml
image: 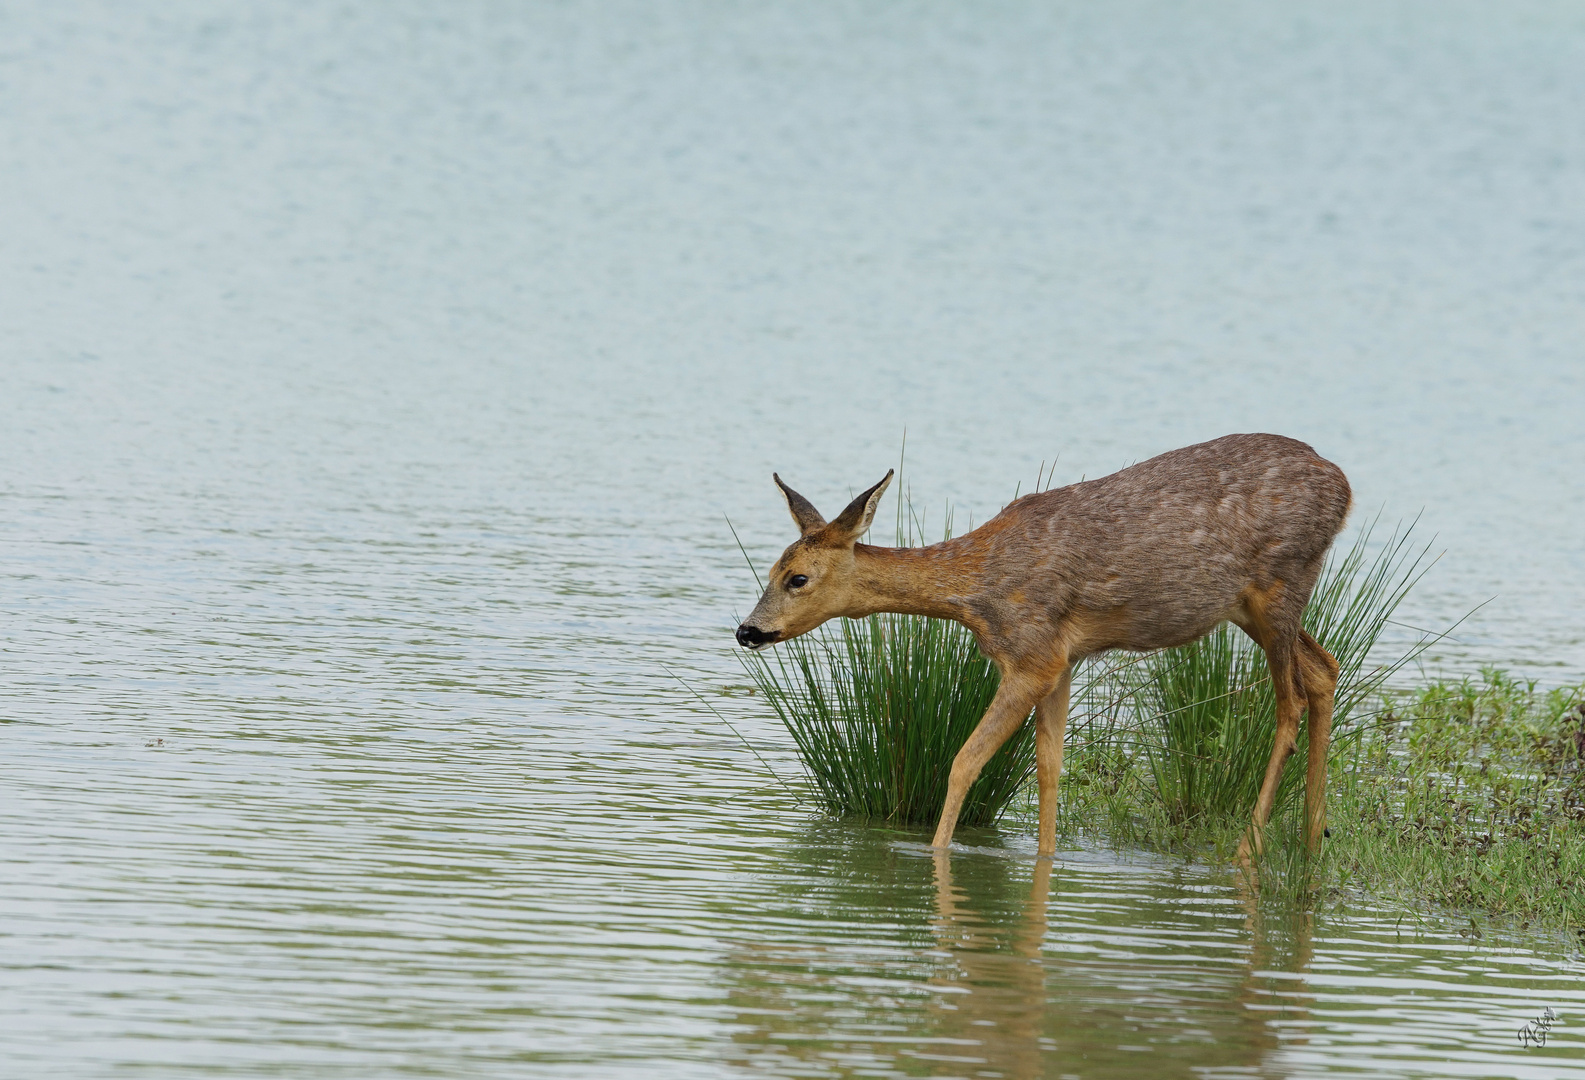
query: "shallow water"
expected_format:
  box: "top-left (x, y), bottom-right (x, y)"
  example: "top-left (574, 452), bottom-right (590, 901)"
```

top-left (3, 1), bottom-right (1585, 1076)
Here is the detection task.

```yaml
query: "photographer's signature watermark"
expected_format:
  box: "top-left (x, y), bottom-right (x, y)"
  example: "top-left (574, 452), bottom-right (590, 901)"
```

top-left (1518, 1007), bottom-right (1559, 1049)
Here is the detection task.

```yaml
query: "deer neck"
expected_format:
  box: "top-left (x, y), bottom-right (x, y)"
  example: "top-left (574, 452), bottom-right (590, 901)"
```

top-left (847, 541), bottom-right (979, 624)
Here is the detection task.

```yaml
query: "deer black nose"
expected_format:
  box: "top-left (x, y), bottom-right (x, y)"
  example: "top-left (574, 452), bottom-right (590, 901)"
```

top-left (736, 624), bottom-right (774, 648)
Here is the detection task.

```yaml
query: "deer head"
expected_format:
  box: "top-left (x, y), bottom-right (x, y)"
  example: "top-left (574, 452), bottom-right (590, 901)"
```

top-left (735, 470), bottom-right (894, 649)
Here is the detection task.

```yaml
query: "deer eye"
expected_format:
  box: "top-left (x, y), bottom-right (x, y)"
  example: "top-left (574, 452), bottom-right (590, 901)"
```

top-left (786, 574), bottom-right (808, 589)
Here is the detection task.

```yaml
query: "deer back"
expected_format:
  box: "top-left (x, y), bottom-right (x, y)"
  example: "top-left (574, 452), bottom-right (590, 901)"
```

top-left (962, 433), bottom-right (1351, 663)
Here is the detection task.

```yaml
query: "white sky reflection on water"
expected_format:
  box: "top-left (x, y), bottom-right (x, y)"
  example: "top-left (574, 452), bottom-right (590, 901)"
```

top-left (2, 1), bottom-right (1584, 1076)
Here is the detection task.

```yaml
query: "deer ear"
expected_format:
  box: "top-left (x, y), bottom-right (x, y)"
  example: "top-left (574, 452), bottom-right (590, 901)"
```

top-left (774, 474), bottom-right (827, 536)
top-left (828, 470), bottom-right (894, 542)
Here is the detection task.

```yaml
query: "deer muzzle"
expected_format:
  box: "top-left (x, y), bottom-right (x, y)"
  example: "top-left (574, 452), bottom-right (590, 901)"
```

top-left (735, 624), bottom-right (781, 649)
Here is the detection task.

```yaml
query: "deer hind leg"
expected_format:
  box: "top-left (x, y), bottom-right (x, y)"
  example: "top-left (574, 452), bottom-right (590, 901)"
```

top-left (1296, 631), bottom-right (1340, 853)
top-left (931, 675), bottom-right (1049, 851)
top-left (1035, 666), bottom-right (1074, 857)
top-left (1236, 632), bottom-right (1307, 863)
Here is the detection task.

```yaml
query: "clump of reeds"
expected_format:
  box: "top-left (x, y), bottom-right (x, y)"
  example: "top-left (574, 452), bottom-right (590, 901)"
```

top-left (744, 610), bottom-right (1031, 827)
top-left (1043, 517), bottom-right (1444, 865)
top-left (738, 487), bottom-right (1033, 828)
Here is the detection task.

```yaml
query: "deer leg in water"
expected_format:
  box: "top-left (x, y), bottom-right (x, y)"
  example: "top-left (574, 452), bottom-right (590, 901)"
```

top-left (1298, 631), bottom-right (1340, 853)
top-left (932, 677), bottom-right (1048, 850)
top-left (1237, 638), bottom-right (1306, 862)
top-left (1035, 666), bottom-right (1074, 857)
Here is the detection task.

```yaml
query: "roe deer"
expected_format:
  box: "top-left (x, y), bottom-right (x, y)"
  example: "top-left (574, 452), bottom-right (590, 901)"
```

top-left (735, 433), bottom-right (1352, 859)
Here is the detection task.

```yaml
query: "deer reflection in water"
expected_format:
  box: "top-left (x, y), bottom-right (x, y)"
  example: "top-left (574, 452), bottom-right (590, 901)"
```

top-left (1231, 866), bottom-right (1320, 1066)
top-left (925, 851), bottom-right (1057, 1077)
top-left (722, 835), bottom-right (1318, 1078)
top-left (926, 851), bottom-right (1317, 1078)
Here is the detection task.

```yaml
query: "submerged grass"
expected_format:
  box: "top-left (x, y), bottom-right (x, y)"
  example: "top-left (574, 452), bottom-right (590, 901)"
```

top-left (1323, 670), bottom-right (1585, 934)
top-left (1055, 660), bottom-right (1585, 936)
top-left (1047, 671), bottom-right (1585, 938)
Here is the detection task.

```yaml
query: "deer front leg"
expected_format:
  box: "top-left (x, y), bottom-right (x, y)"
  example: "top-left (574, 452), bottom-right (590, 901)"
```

top-left (932, 677), bottom-right (1047, 851)
top-left (1035, 666), bottom-right (1074, 857)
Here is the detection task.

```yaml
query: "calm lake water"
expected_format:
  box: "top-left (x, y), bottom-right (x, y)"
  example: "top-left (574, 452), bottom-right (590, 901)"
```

top-left (3, 1), bottom-right (1584, 1076)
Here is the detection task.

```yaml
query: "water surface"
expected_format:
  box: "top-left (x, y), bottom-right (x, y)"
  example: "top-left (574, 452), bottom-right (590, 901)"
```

top-left (3, 1), bottom-right (1585, 1075)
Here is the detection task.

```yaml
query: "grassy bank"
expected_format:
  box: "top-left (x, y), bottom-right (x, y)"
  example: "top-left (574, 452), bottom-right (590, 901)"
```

top-left (744, 606), bottom-right (1585, 937)
top-left (1326, 670), bottom-right (1585, 933)
top-left (1052, 667), bottom-right (1585, 937)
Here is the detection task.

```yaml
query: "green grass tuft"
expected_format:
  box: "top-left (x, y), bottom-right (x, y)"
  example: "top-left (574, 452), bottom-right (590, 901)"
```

top-left (743, 611), bottom-right (1031, 827)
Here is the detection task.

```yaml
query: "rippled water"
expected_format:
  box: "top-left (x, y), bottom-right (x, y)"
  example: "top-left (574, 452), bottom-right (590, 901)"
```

top-left (4, 1), bottom-right (1585, 1076)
